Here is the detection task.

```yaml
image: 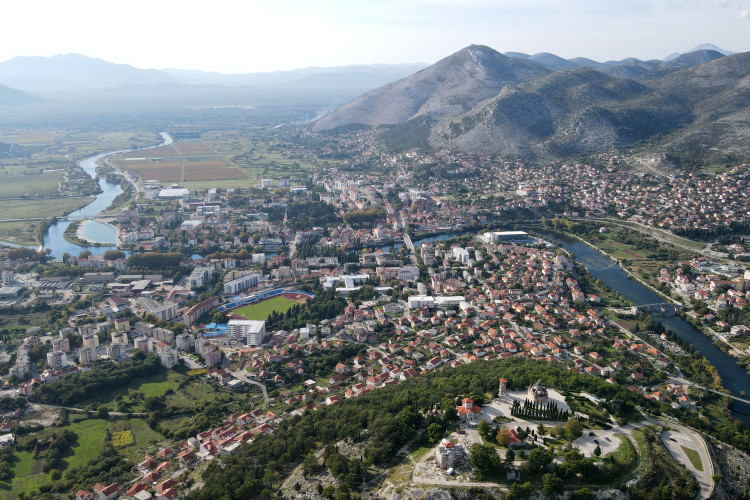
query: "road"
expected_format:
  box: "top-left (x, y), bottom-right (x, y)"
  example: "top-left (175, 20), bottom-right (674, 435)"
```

top-left (31, 402), bottom-right (149, 418)
top-left (230, 363), bottom-right (269, 406)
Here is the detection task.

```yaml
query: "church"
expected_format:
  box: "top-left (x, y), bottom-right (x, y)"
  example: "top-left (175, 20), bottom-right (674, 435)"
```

top-left (528, 381), bottom-right (548, 404)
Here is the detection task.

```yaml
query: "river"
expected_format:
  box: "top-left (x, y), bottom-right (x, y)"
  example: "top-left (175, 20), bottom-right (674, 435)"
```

top-left (543, 232), bottom-right (750, 424)
top-left (41, 133), bottom-right (171, 260)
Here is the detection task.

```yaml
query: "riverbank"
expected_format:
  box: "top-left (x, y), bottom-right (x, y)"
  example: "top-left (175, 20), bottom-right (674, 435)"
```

top-left (42, 132), bottom-right (170, 260)
top-left (563, 231), bottom-right (684, 307)
top-left (561, 231), bottom-right (750, 363)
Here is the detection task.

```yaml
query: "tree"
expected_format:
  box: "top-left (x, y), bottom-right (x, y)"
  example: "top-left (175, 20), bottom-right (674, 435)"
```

top-left (427, 422), bottom-right (445, 443)
top-left (565, 417), bottom-right (583, 438)
top-left (470, 443), bottom-right (501, 478)
top-left (542, 473), bottom-right (564, 496)
top-left (593, 444), bottom-right (601, 457)
top-left (102, 249), bottom-right (126, 260)
top-left (442, 398), bottom-right (458, 423)
top-left (506, 481), bottom-right (535, 500)
top-left (572, 488), bottom-right (596, 500)
top-left (496, 428), bottom-right (512, 447)
top-left (505, 448), bottom-right (515, 466)
top-left (525, 447), bottom-right (553, 474)
top-left (478, 419), bottom-right (494, 442)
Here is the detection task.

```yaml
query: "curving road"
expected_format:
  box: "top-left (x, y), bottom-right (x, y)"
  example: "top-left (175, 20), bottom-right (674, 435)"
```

top-left (661, 424), bottom-right (714, 499)
top-left (230, 363), bottom-right (269, 406)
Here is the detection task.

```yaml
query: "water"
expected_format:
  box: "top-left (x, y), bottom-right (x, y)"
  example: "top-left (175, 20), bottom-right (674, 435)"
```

top-left (42, 153), bottom-right (123, 260)
top-left (41, 133), bottom-right (172, 260)
top-left (543, 232), bottom-right (750, 424)
top-left (81, 221), bottom-right (117, 244)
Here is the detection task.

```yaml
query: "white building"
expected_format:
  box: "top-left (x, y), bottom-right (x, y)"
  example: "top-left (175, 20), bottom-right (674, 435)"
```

top-left (159, 348), bottom-right (179, 369)
top-left (223, 273), bottom-right (262, 295)
top-left (408, 295), bottom-right (435, 309)
top-left (139, 297), bottom-right (178, 321)
top-left (46, 351), bottom-right (68, 369)
top-left (189, 266), bottom-right (214, 288)
top-left (452, 247), bottom-right (470, 265)
top-left (82, 333), bottom-right (100, 349)
top-left (482, 231), bottom-right (529, 244)
top-left (226, 320), bottom-right (266, 346)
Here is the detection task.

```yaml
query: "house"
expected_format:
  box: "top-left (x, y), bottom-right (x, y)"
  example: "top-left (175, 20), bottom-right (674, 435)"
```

top-left (155, 478), bottom-right (179, 494)
top-left (93, 482), bottom-right (123, 500)
top-left (124, 483), bottom-right (150, 499)
top-left (156, 488), bottom-right (179, 500)
top-left (76, 491), bottom-right (95, 500)
top-left (425, 356), bottom-right (442, 370)
top-left (177, 450), bottom-right (196, 468)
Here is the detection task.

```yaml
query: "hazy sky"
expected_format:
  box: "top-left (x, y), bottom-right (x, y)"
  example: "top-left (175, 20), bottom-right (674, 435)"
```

top-left (2, 0), bottom-right (748, 73)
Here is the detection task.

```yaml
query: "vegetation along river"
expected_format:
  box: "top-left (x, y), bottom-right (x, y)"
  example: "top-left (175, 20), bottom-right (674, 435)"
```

top-left (544, 232), bottom-right (750, 424)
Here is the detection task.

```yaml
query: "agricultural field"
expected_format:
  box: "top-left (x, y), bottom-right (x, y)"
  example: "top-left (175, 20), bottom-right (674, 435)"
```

top-left (231, 295), bottom-right (300, 320)
top-left (178, 131), bottom-right (321, 189)
top-left (0, 170), bottom-right (63, 199)
top-left (0, 130), bottom-right (55, 145)
top-left (113, 140), bottom-right (246, 183)
top-left (0, 197), bottom-right (94, 220)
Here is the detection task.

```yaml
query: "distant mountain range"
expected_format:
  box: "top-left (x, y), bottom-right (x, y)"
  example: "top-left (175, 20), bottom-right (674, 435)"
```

top-left (0, 53), bottom-right (427, 102)
top-left (313, 44), bottom-right (750, 164)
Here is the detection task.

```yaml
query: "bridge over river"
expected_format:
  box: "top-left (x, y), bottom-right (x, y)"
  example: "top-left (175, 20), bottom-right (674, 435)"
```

top-left (609, 303), bottom-right (686, 316)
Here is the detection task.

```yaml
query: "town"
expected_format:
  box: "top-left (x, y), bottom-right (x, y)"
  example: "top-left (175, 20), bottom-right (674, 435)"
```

top-left (0, 127), bottom-right (749, 499)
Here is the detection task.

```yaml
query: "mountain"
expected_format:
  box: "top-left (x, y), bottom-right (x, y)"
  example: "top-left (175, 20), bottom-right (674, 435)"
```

top-left (312, 45), bottom-right (550, 132)
top-left (0, 53), bottom-right (178, 93)
top-left (688, 43), bottom-right (734, 56)
top-left (0, 83), bottom-right (42, 106)
top-left (0, 53), bottom-right (427, 98)
top-left (314, 45), bottom-right (750, 163)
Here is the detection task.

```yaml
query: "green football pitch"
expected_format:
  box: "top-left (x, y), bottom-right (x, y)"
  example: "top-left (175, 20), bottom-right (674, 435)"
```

top-left (231, 295), bottom-right (299, 320)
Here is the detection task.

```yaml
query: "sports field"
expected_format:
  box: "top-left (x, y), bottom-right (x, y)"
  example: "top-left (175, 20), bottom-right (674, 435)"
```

top-left (231, 295), bottom-right (299, 320)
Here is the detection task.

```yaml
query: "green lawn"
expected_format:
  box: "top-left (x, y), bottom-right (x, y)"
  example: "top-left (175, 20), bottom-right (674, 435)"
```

top-left (681, 445), bottom-right (704, 471)
top-left (232, 296), bottom-right (299, 320)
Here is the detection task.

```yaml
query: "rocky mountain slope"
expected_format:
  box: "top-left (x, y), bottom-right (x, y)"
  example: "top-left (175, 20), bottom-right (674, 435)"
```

top-left (313, 45), bottom-right (750, 163)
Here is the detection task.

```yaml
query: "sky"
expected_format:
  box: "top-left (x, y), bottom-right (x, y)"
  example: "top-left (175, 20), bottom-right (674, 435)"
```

top-left (1, 0), bottom-right (748, 73)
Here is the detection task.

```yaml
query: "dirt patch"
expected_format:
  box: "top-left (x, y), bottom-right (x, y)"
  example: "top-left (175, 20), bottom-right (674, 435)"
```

top-left (24, 405), bottom-right (61, 427)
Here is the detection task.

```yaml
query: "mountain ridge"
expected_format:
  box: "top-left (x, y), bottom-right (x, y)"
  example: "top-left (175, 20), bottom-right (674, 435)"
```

top-left (313, 45), bottom-right (750, 164)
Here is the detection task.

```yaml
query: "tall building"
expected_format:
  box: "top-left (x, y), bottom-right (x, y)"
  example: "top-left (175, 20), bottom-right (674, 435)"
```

top-left (78, 346), bottom-right (98, 364)
top-left (226, 320), bottom-right (266, 346)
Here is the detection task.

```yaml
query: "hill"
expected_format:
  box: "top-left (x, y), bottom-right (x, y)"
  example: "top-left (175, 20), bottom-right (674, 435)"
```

top-left (312, 45), bottom-right (550, 132)
top-left (0, 83), bottom-right (41, 106)
top-left (314, 45), bottom-right (750, 163)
